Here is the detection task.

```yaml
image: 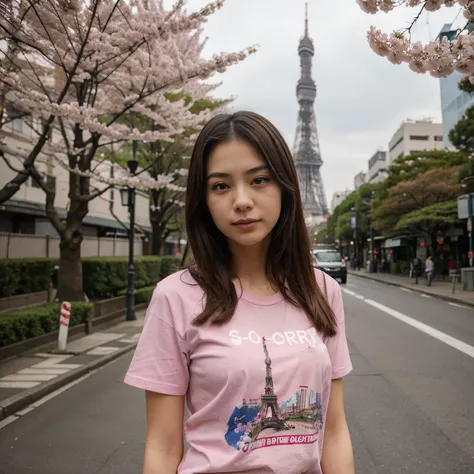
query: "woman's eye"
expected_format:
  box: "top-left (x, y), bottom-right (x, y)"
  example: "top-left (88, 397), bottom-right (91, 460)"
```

top-left (253, 177), bottom-right (269, 185)
top-left (212, 183), bottom-right (229, 191)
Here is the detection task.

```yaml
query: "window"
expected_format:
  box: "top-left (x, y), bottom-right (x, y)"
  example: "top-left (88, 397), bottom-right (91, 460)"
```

top-left (11, 117), bottom-right (23, 133)
top-left (434, 136), bottom-right (443, 141)
top-left (389, 136), bottom-right (403, 152)
top-left (31, 173), bottom-right (55, 192)
top-left (409, 135), bottom-right (429, 140)
top-left (46, 175), bottom-right (56, 192)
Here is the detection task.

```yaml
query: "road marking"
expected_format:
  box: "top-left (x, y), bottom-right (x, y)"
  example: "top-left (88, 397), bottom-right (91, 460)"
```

top-left (421, 294), bottom-right (432, 298)
top-left (0, 351), bottom-right (127, 431)
top-left (365, 299), bottom-right (474, 359)
top-left (342, 289), bottom-right (356, 296)
top-left (1, 374), bottom-right (57, 382)
top-left (448, 302), bottom-right (469, 309)
top-left (401, 288), bottom-right (412, 293)
top-left (18, 368), bottom-right (70, 375)
top-left (118, 333), bottom-right (141, 344)
top-left (355, 294), bottom-right (365, 300)
top-left (86, 346), bottom-right (119, 356)
top-left (0, 381), bottom-right (39, 389)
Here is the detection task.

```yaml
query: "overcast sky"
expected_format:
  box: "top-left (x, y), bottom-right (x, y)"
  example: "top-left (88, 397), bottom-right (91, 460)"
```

top-left (175, 0), bottom-right (463, 204)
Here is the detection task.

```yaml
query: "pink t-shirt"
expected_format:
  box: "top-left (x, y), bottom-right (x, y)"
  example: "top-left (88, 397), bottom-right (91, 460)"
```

top-left (124, 269), bottom-right (352, 474)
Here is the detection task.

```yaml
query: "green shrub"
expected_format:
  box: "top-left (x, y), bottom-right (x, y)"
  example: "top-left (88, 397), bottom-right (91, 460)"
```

top-left (0, 259), bottom-right (56, 298)
top-left (0, 255), bottom-right (180, 300)
top-left (135, 286), bottom-right (156, 305)
top-left (82, 256), bottom-right (180, 299)
top-left (0, 302), bottom-right (93, 348)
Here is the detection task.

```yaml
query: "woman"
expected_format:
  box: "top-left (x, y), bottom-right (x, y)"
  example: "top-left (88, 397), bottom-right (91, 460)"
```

top-left (124, 111), bottom-right (354, 474)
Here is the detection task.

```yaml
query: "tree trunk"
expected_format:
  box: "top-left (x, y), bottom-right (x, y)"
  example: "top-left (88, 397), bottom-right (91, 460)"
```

top-left (57, 231), bottom-right (85, 302)
top-left (151, 222), bottom-right (165, 256)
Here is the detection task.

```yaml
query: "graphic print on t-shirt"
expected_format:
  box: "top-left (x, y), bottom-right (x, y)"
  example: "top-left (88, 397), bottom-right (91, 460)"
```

top-left (225, 337), bottom-right (323, 453)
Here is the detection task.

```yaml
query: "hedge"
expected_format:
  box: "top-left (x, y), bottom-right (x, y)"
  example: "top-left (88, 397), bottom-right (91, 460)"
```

top-left (118, 285), bottom-right (156, 304)
top-left (0, 256), bottom-right (181, 299)
top-left (82, 256), bottom-right (181, 299)
top-left (0, 302), bottom-right (93, 348)
top-left (0, 259), bottom-right (56, 298)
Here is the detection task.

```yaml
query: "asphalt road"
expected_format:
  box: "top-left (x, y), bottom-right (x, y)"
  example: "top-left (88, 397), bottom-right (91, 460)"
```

top-left (0, 275), bottom-right (473, 474)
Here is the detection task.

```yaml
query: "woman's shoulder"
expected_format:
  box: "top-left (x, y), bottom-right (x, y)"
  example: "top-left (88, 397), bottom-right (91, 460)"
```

top-left (147, 268), bottom-right (204, 328)
top-left (153, 268), bottom-right (202, 300)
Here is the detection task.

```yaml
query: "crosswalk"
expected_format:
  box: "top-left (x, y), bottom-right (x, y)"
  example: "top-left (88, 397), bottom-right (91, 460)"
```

top-left (0, 355), bottom-right (81, 389)
top-left (0, 331), bottom-right (142, 390)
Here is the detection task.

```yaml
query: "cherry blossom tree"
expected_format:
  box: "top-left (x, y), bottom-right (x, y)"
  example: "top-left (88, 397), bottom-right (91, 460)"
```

top-left (0, 0), bottom-right (256, 301)
top-left (356, 1), bottom-right (474, 82)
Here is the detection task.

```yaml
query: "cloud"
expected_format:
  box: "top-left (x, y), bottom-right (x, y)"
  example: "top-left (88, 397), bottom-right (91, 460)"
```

top-left (180, 0), bottom-right (454, 202)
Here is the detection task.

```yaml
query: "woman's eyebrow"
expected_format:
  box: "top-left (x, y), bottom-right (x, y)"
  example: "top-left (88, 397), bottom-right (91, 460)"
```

top-left (207, 164), bottom-right (269, 180)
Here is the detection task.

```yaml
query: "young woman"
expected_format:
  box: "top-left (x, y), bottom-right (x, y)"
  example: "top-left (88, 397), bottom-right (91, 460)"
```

top-left (124, 111), bottom-right (354, 474)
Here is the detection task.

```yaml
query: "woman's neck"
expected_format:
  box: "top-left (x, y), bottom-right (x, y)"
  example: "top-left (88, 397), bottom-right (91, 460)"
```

top-left (229, 239), bottom-right (278, 296)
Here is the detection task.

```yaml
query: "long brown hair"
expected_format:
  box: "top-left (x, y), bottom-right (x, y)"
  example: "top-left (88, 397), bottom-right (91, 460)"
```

top-left (185, 111), bottom-right (337, 337)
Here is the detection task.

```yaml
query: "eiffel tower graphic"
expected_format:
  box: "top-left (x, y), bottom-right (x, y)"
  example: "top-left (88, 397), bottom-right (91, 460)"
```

top-left (252, 337), bottom-right (292, 439)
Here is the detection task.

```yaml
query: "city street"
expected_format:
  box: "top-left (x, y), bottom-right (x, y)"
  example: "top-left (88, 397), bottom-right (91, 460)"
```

top-left (0, 276), bottom-right (473, 474)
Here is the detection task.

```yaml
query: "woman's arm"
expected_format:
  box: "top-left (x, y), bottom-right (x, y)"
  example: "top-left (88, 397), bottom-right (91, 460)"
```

top-left (143, 391), bottom-right (186, 474)
top-left (320, 378), bottom-right (354, 474)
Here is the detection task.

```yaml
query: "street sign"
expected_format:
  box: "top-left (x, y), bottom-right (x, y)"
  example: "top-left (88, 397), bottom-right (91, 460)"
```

top-left (58, 301), bottom-right (71, 352)
top-left (350, 216), bottom-right (356, 229)
top-left (458, 194), bottom-right (470, 219)
top-left (469, 251), bottom-right (473, 259)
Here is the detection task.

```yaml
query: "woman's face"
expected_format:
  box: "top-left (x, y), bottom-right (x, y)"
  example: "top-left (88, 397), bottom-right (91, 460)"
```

top-left (205, 139), bottom-right (282, 250)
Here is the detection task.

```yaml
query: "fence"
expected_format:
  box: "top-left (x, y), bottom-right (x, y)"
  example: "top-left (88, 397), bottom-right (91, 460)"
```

top-left (0, 232), bottom-right (143, 259)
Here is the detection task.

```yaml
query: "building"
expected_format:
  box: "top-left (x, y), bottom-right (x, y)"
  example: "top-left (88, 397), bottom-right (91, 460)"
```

top-left (330, 190), bottom-right (352, 212)
top-left (368, 150), bottom-right (388, 184)
top-left (388, 119), bottom-right (444, 164)
top-left (354, 171), bottom-right (368, 190)
top-left (438, 24), bottom-right (474, 149)
top-left (0, 116), bottom-right (157, 257)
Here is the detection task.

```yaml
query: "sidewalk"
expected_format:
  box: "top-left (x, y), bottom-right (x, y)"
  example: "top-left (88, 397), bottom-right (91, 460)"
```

top-left (0, 310), bottom-right (145, 424)
top-left (348, 269), bottom-right (474, 307)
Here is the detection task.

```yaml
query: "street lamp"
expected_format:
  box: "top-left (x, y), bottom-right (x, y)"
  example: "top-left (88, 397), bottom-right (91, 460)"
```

top-left (120, 140), bottom-right (138, 321)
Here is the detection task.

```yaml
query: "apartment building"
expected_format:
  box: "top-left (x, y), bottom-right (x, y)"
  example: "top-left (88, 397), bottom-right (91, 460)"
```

top-left (388, 119), bottom-right (444, 164)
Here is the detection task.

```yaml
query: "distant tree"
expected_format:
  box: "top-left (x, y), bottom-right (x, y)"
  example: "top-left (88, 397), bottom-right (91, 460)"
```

top-left (373, 168), bottom-right (462, 256)
top-left (449, 105), bottom-right (474, 155)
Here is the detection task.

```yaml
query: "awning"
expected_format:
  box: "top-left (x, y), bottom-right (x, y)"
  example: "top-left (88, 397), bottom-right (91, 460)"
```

top-left (382, 236), bottom-right (413, 248)
top-left (83, 215), bottom-right (152, 234)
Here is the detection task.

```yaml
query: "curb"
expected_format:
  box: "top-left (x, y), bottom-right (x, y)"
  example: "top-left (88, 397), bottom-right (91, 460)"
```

top-left (0, 342), bottom-right (137, 423)
top-left (348, 272), bottom-right (474, 309)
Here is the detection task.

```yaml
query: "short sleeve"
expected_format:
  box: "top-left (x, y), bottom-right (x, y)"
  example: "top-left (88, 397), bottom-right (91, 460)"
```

top-left (325, 279), bottom-right (352, 380)
top-left (124, 284), bottom-right (190, 395)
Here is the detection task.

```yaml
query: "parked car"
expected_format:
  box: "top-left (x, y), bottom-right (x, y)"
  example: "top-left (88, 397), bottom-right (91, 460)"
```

top-left (313, 249), bottom-right (347, 284)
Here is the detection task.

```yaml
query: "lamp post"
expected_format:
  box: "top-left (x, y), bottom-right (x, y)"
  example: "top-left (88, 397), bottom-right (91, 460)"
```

top-left (120, 140), bottom-right (138, 321)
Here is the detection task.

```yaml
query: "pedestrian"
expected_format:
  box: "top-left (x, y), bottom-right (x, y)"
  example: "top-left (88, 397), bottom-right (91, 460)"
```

top-left (124, 111), bottom-right (354, 474)
top-left (425, 256), bottom-right (434, 287)
top-left (412, 257), bottom-right (422, 284)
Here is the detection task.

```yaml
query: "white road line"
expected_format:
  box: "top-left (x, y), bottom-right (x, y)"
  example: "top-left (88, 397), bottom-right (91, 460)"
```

top-left (342, 289), bottom-right (356, 296)
top-left (1, 374), bottom-right (57, 382)
top-left (355, 294), bottom-right (365, 300)
top-left (0, 353), bottom-right (126, 431)
top-left (448, 302), bottom-right (468, 309)
top-left (0, 415), bottom-right (18, 430)
top-left (421, 294), bottom-right (432, 298)
top-left (86, 346), bottom-right (119, 356)
top-left (18, 368), bottom-right (70, 375)
top-left (365, 299), bottom-right (474, 359)
top-left (35, 353), bottom-right (73, 359)
top-left (0, 381), bottom-right (39, 389)
top-left (401, 288), bottom-right (412, 293)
